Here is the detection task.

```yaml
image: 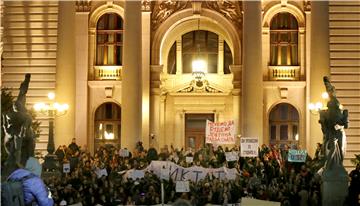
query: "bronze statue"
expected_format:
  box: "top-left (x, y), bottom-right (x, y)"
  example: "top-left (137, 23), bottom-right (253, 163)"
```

top-left (319, 76), bottom-right (348, 171)
top-left (2, 74), bottom-right (36, 170)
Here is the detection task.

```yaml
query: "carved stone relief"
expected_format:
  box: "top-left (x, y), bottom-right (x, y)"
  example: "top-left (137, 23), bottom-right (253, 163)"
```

top-left (203, 1), bottom-right (242, 30)
top-left (76, 0), bottom-right (91, 12)
top-left (151, 0), bottom-right (191, 31)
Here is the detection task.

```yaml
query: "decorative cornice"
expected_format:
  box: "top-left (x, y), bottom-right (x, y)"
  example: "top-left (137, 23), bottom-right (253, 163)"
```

top-left (151, 0), bottom-right (191, 31)
top-left (76, 0), bottom-right (91, 12)
top-left (203, 1), bottom-right (242, 30)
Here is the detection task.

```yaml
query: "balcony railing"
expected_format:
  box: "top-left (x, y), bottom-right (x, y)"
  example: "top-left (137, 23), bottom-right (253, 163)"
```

top-left (268, 66), bottom-right (300, 81)
top-left (94, 66), bottom-right (122, 80)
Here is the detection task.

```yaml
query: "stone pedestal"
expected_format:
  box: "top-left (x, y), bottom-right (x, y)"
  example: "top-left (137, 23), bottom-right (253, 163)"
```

top-left (322, 165), bottom-right (348, 205)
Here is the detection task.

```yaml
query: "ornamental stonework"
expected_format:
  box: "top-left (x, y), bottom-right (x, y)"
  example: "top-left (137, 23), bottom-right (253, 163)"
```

top-left (151, 0), bottom-right (191, 31)
top-left (76, 0), bottom-right (91, 12)
top-left (304, 0), bottom-right (311, 11)
top-left (142, 0), bottom-right (151, 11)
top-left (203, 1), bottom-right (242, 30)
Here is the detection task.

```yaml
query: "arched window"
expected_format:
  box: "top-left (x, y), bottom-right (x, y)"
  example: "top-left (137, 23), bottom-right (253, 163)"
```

top-left (270, 13), bottom-right (298, 66)
top-left (182, 30), bottom-right (218, 73)
top-left (167, 31), bottom-right (233, 74)
top-left (96, 13), bottom-right (123, 66)
top-left (94, 103), bottom-right (121, 149)
top-left (269, 103), bottom-right (299, 145)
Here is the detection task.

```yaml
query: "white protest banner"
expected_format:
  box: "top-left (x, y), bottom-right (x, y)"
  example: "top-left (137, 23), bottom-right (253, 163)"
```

top-left (186, 156), bottom-right (193, 163)
top-left (240, 137), bottom-right (259, 157)
top-left (175, 181), bottom-right (190, 193)
top-left (119, 149), bottom-right (130, 157)
top-left (225, 151), bottom-right (239, 162)
top-left (206, 120), bottom-right (235, 144)
top-left (160, 166), bottom-right (170, 181)
top-left (63, 163), bottom-right (70, 173)
top-left (288, 149), bottom-right (307, 162)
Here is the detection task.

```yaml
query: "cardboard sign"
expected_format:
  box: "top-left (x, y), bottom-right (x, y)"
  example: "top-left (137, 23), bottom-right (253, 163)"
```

top-left (119, 149), bottom-right (130, 157)
top-left (240, 137), bottom-right (259, 157)
top-left (63, 163), bottom-right (70, 173)
top-left (175, 181), bottom-right (190, 193)
top-left (130, 169), bottom-right (145, 179)
top-left (288, 149), bottom-right (307, 162)
top-left (95, 168), bottom-right (108, 178)
top-left (186, 157), bottom-right (193, 163)
top-left (206, 120), bottom-right (235, 144)
top-left (225, 151), bottom-right (239, 162)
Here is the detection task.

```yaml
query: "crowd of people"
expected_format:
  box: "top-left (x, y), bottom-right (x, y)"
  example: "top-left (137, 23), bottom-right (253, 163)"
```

top-left (38, 139), bottom-right (359, 206)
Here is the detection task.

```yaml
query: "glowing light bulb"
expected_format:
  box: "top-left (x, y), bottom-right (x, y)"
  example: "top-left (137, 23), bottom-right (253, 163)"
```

top-left (322, 92), bottom-right (329, 99)
top-left (48, 92), bottom-right (55, 100)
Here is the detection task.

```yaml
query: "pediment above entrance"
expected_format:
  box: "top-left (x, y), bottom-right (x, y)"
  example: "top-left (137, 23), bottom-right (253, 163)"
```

top-left (171, 80), bottom-right (227, 94)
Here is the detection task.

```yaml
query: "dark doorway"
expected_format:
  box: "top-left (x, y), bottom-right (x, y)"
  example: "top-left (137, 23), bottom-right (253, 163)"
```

top-left (185, 113), bottom-right (214, 150)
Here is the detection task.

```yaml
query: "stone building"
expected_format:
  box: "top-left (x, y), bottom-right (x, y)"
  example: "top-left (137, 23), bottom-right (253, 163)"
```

top-left (1, 0), bottom-right (359, 170)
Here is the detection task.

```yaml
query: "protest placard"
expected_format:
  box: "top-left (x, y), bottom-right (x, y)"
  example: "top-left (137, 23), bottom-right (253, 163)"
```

top-left (119, 149), bottom-right (130, 157)
top-left (95, 168), bottom-right (108, 178)
top-left (186, 156), bottom-right (193, 163)
top-left (160, 166), bottom-right (170, 180)
top-left (129, 169), bottom-right (145, 179)
top-left (240, 137), bottom-right (259, 157)
top-left (175, 181), bottom-right (190, 193)
top-left (63, 163), bottom-right (70, 173)
top-left (225, 151), bottom-right (239, 162)
top-left (288, 149), bottom-right (307, 162)
top-left (206, 120), bottom-right (235, 144)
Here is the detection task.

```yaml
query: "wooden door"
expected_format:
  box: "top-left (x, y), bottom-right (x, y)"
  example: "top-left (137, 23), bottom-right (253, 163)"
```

top-left (185, 114), bottom-right (214, 151)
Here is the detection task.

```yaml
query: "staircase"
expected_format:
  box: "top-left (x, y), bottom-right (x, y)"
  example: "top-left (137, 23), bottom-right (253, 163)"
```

top-left (1, 1), bottom-right (59, 154)
top-left (329, 1), bottom-right (360, 172)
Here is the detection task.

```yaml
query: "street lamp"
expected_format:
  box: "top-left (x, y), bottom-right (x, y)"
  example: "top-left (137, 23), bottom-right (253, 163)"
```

top-left (34, 92), bottom-right (69, 171)
top-left (309, 92), bottom-right (330, 114)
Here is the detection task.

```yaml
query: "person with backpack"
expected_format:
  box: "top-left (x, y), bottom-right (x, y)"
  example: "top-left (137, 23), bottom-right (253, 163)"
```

top-left (2, 157), bottom-right (54, 206)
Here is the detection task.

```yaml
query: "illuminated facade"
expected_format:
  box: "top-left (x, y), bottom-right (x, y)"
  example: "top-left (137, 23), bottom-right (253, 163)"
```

top-left (1, 0), bottom-right (359, 170)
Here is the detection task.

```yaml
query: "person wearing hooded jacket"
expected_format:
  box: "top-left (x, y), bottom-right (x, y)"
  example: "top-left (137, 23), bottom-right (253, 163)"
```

top-left (7, 157), bottom-right (54, 206)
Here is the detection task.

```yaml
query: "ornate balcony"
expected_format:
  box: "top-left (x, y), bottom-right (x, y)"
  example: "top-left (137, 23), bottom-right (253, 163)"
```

top-left (268, 66), bottom-right (300, 81)
top-left (94, 66), bottom-right (122, 80)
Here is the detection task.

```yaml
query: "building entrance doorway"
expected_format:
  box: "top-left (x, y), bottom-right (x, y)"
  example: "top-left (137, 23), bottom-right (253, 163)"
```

top-left (185, 113), bottom-right (214, 151)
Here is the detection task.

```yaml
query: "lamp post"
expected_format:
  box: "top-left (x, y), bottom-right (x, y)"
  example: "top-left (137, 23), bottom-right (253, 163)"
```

top-left (34, 92), bottom-right (69, 171)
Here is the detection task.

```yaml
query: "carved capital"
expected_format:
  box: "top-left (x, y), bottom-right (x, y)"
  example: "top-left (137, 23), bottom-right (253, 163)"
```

top-left (304, 0), bottom-right (311, 11)
top-left (76, 0), bottom-right (91, 12)
top-left (142, 0), bottom-right (151, 11)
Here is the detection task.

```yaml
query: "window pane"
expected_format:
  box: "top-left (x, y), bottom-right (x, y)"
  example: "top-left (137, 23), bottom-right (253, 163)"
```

top-left (271, 125), bottom-right (276, 140)
top-left (223, 42), bottom-right (232, 74)
top-left (292, 125), bottom-right (298, 140)
top-left (167, 43), bottom-right (177, 74)
top-left (280, 125), bottom-right (288, 140)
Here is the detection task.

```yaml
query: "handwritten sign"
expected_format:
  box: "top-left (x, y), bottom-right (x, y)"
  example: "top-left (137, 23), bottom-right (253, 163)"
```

top-left (175, 181), bottom-right (190, 192)
top-left (288, 149), bottom-right (307, 162)
top-left (206, 120), bottom-right (235, 144)
top-left (63, 163), bottom-right (70, 173)
top-left (160, 166), bottom-right (170, 181)
top-left (119, 149), bottom-right (130, 157)
top-left (240, 137), bottom-right (259, 157)
top-left (129, 170), bottom-right (145, 179)
top-left (225, 151), bottom-right (239, 162)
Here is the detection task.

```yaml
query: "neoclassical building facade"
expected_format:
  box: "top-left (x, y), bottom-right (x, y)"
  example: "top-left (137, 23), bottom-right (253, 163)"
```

top-left (1, 0), bottom-right (359, 170)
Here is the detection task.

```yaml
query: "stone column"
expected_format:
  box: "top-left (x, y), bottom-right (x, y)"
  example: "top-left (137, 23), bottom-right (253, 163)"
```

top-left (310, 1), bottom-right (330, 156)
top-left (242, 1), bottom-right (263, 145)
top-left (176, 38), bottom-right (182, 74)
top-left (142, 10), bottom-right (151, 148)
top-left (56, 1), bottom-right (76, 147)
top-left (75, 9), bottom-right (89, 147)
top-left (0, 0), bottom-right (3, 87)
top-left (121, 0), bottom-right (142, 150)
top-left (217, 37), bottom-right (224, 74)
